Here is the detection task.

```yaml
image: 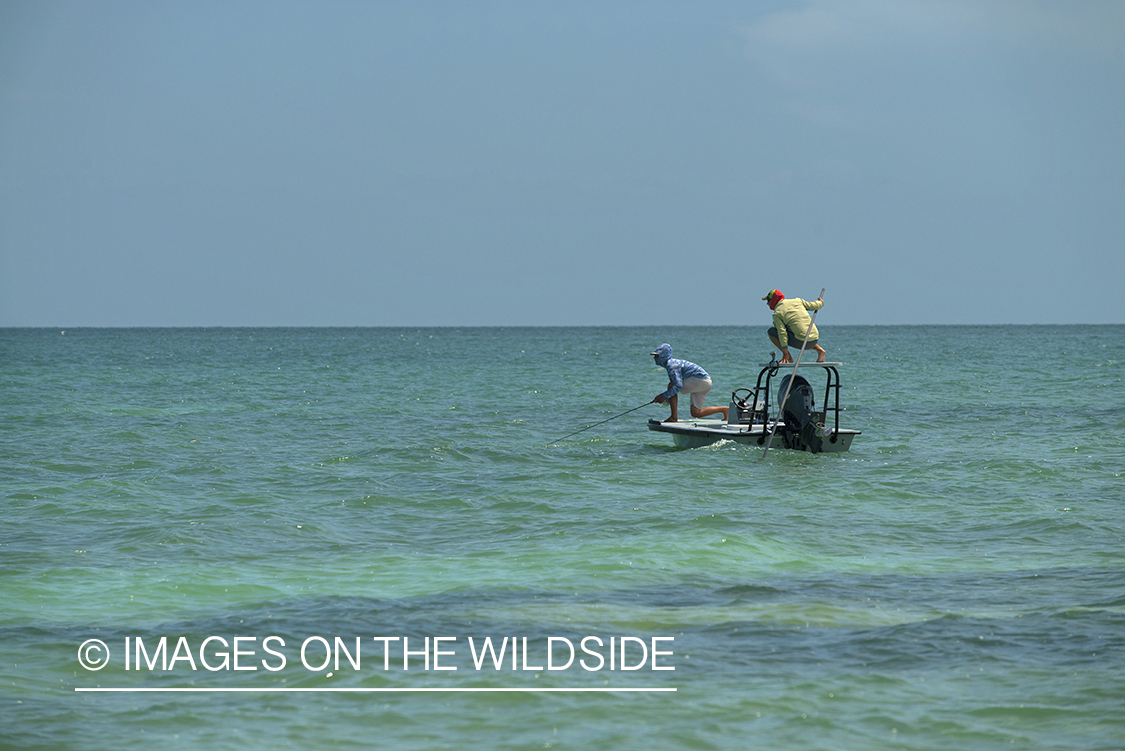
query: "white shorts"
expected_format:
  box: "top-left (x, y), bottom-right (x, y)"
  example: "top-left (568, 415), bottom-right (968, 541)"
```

top-left (679, 377), bottom-right (713, 409)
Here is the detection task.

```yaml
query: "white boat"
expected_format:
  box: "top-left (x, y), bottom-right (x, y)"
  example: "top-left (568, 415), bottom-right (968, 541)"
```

top-left (647, 361), bottom-right (860, 453)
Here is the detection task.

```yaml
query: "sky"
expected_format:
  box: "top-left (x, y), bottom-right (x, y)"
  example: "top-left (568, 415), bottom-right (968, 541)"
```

top-left (1, 0), bottom-right (1123, 327)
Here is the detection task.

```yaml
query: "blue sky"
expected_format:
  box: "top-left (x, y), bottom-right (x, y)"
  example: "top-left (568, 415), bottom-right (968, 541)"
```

top-left (2, 0), bottom-right (1122, 326)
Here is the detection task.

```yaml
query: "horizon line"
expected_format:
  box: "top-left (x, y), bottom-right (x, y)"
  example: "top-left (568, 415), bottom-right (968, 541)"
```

top-left (4, 323), bottom-right (1119, 331)
top-left (76, 686), bottom-right (677, 693)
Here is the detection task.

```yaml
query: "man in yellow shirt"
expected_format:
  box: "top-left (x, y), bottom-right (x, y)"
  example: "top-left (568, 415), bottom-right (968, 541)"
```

top-left (762, 289), bottom-right (827, 363)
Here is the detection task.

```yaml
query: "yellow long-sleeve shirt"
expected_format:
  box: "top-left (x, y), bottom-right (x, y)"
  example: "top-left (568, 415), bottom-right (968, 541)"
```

top-left (772, 298), bottom-right (823, 347)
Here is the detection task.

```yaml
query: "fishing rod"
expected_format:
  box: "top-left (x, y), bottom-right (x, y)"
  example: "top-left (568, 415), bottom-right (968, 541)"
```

top-left (548, 400), bottom-right (655, 445)
top-left (761, 287), bottom-right (825, 459)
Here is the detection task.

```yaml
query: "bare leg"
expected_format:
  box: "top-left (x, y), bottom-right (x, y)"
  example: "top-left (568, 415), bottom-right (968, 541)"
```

top-left (691, 404), bottom-right (729, 420)
top-left (665, 393), bottom-right (678, 422)
top-left (773, 330), bottom-right (826, 363)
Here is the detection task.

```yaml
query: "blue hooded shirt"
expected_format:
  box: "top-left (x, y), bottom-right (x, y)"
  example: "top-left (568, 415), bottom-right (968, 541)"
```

top-left (653, 343), bottom-right (710, 400)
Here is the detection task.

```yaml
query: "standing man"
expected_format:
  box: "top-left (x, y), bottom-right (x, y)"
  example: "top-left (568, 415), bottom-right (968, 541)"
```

top-left (651, 343), bottom-right (729, 423)
top-left (763, 289), bottom-right (827, 363)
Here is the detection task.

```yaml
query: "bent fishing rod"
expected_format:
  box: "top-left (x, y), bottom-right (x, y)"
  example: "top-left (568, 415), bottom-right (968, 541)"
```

top-left (761, 287), bottom-right (825, 459)
top-left (548, 400), bottom-right (656, 445)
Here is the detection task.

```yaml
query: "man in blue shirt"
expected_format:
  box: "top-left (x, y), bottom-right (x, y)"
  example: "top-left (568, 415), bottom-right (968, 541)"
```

top-left (651, 343), bottom-right (729, 423)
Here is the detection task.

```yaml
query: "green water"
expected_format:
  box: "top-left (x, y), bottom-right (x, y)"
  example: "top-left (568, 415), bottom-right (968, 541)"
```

top-left (2, 326), bottom-right (1123, 749)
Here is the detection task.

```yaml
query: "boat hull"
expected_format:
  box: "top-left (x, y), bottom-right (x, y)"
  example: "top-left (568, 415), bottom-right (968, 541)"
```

top-left (647, 418), bottom-right (859, 452)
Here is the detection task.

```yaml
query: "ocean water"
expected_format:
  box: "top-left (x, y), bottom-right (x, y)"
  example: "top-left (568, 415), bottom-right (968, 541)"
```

top-left (1, 325), bottom-right (1123, 750)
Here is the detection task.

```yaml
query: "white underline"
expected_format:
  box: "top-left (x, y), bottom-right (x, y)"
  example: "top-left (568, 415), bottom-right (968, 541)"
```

top-left (76, 687), bottom-right (676, 693)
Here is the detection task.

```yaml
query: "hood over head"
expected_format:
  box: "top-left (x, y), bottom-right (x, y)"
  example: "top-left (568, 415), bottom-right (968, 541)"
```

top-left (651, 343), bottom-right (672, 366)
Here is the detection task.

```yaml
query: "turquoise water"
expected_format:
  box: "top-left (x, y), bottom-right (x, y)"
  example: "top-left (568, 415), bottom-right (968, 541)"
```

top-left (2, 325), bottom-right (1123, 750)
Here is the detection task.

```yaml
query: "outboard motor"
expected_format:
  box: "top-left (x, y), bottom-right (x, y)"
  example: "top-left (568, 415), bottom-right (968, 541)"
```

top-left (777, 374), bottom-right (825, 452)
top-left (778, 374), bottom-right (814, 424)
